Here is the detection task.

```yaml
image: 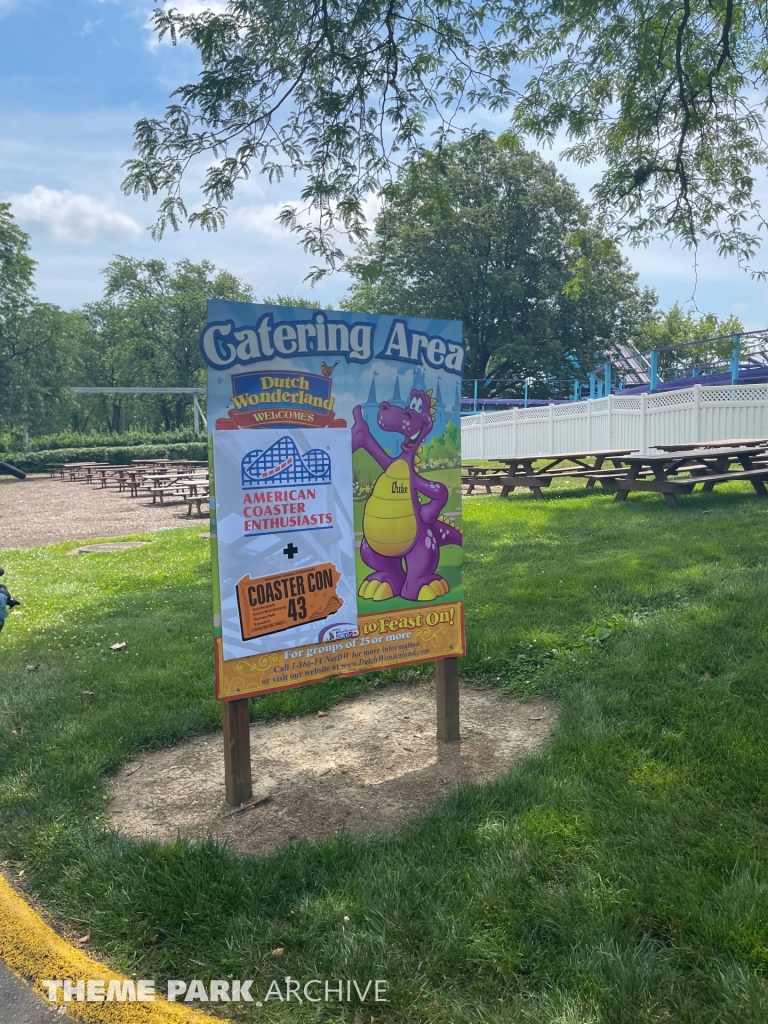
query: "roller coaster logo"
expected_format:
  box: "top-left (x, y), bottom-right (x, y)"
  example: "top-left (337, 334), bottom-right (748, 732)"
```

top-left (241, 435), bottom-right (332, 489)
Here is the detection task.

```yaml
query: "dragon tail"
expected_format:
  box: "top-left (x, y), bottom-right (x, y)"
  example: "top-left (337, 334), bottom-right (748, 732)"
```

top-left (435, 515), bottom-right (462, 547)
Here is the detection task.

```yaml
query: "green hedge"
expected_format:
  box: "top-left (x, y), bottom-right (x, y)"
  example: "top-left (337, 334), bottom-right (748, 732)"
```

top-left (0, 430), bottom-right (200, 453)
top-left (7, 442), bottom-right (208, 474)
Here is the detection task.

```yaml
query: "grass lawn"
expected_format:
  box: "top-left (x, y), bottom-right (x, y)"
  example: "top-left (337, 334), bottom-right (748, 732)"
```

top-left (1, 483), bottom-right (767, 1022)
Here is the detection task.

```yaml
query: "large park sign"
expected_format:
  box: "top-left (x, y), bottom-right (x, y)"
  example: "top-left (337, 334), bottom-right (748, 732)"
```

top-left (202, 301), bottom-right (465, 704)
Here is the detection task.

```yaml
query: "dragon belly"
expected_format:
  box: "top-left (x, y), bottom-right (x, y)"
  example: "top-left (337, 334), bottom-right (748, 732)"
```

top-left (363, 459), bottom-right (417, 557)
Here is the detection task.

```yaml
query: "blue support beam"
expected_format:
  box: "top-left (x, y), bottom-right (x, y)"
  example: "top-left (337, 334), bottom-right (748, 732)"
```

top-left (650, 350), bottom-right (659, 392)
top-left (589, 372), bottom-right (598, 399)
top-left (604, 362), bottom-right (612, 395)
top-left (731, 334), bottom-right (740, 385)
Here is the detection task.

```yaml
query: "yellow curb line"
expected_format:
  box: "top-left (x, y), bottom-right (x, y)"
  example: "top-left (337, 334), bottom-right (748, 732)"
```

top-left (0, 875), bottom-right (222, 1023)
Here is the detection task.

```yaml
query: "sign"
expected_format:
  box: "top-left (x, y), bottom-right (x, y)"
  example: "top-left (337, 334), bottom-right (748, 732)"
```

top-left (213, 425), bottom-right (356, 658)
top-left (204, 301), bottom-right (465, 699)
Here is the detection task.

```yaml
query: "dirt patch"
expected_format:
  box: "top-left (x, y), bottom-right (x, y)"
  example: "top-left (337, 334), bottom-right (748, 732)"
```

top-left (109, 682), bottom-right (556, 856)
top-left (0, 476), bottom-right (207, 549)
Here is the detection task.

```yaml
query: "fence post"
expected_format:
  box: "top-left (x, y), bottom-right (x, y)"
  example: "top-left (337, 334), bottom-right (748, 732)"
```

top-left (548, 402), bottom-right (555, 454)
top-left (640, 392), bottom-right (648, 454)
top-left (607, 393), bottom-right (614, 448)
top-left (480, 412), bottom-right (486, 459)
top-left (587, 397), bottom-right (593, 449)
top-left (694, 383), bottom-right (702, 443)
top-left (512, 405), bottom-right (518, 456)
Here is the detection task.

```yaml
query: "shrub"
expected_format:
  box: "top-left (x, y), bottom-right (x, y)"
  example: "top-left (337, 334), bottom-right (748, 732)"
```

top-left (7, 442), bottom-right (208, 474)
top-left (0, 429), bottom-right (201, 453)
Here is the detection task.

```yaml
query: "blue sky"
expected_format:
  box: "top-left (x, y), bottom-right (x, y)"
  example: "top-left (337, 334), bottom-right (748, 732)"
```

top-left (1, 0), bottom-right (766, 330)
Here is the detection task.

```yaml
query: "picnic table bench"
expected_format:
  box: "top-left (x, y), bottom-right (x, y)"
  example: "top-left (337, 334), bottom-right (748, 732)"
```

top-left (146, 471), bottom-right (210, 505)
top-left (92, 465), bottom-right (132, 488)
top-left (611, 445), bottom-right (768, 507)
top-left (463, 450), bottom-right (637, 499)
top-left (183, 493), bottom-right (210, 516)
top-left (462, 466), bottom-right (508, 493)
top-left (71, 462), bottom-right (107, 483)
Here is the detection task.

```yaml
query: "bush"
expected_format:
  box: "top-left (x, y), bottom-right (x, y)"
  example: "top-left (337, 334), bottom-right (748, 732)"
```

top-left (0, 429), bottom-right (201, 453)
top-left (6, 442), bottom-right (208, 474)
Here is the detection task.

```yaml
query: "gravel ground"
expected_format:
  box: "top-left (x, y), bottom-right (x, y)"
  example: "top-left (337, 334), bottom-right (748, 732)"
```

top-left (0, 475), bottom-right (207, 550)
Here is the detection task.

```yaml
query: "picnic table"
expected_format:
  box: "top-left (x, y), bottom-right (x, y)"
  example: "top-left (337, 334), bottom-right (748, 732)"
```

top-left (144, 471), bottom-right (210, 505)
top-left (651, 439), bottom-right (768, 452)
top-left (176, 476), bottom-right (211, 516)
top-left (463, 450), bottom-right (636, 499)
top-left (607, 444), bottom-right (768, 507)
top-left (68, 462), bottom-right (106, 483)
top-left (92, 465), bottom-right (132, 488)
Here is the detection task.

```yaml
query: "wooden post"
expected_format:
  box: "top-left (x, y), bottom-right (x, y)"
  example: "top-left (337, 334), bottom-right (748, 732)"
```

top-left (222, 698), bottom-right (252, 807)
top-left (436, 657), bottom-right (460, 742)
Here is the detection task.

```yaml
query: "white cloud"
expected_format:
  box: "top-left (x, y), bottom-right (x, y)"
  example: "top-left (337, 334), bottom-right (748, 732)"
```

top-left (233, 202), bottom-right (295, 239)
top-left (81, 19), bottom-right (103, 35)
top-left (234, 192), bottom-right (382, 241)
top-left (9, 186), bottom-right (142, 244)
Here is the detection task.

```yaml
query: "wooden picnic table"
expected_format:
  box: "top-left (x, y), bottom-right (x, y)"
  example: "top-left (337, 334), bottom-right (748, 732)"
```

top-left (179, 477), bottom-right (209, 496)
top-left (69, 462), bottom-right (107, 483)
top-left (143, 470), bottom-right (209, 504)
top-left (92, 465), bottom-right (132, 488)
top-left (463, 449), bottom-right (637, 498)
top-left (503, 450), bottom-right (637, 489)
top-left (609, 444), bottom-right (768, 507)
top-left (651, 439), bottom-right (768, 452)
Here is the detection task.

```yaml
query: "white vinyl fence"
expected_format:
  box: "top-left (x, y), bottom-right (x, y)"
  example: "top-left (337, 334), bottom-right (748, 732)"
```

top-left (461, 383), bottom-right (768, 459)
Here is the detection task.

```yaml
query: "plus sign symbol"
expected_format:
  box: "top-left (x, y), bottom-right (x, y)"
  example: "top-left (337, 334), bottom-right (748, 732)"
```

top-left (283, 543), bottom-right (299, 560)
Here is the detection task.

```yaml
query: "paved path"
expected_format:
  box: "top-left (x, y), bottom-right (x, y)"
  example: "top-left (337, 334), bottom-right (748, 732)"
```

top-left (0, 959), bottom-right (59, 1023)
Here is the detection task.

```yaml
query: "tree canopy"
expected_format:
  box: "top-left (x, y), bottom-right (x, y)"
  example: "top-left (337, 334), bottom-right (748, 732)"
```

top-left (123, 0), bottom-right (768, 277)
top-left (0, 205), bottom-right (80, 442)
top-left (0, 241), bottom-right (254, 441)
top-left (344, 133), bottom-right (656, 387)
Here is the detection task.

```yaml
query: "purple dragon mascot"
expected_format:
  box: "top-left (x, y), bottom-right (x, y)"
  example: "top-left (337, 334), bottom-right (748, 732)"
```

top-left (352, 388), bottom-right (462, 602)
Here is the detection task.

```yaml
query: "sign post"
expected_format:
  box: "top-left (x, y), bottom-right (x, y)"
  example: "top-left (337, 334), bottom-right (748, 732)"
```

top-left (201, 302), bottom-right (465, 804)
top-left (222, 697), bottom-right (252, 807)
top-left (436, 657), bottom-right (460, 742)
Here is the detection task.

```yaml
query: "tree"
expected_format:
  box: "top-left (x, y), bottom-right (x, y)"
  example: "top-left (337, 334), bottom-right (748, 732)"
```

top-left (0, 205), bottom-right (83, 442)
top-left (344, 133), bottom-right (656, 390)
top-left (123, 1), bottom-right (768, 276)
top-left (80, 258), bottom-right (254, 431)
top-left (0, 202), bottom-right (35, 319)
top-left (634, 303), bottom-right (744, 375)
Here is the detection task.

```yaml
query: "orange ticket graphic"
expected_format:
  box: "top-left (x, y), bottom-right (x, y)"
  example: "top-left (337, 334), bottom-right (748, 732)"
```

top-left (236, 563), bottom-right (344, 641)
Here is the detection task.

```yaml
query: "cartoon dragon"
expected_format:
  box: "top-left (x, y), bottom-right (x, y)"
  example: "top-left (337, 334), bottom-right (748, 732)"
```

top-left (352, 388), bottom-right (462, 602)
